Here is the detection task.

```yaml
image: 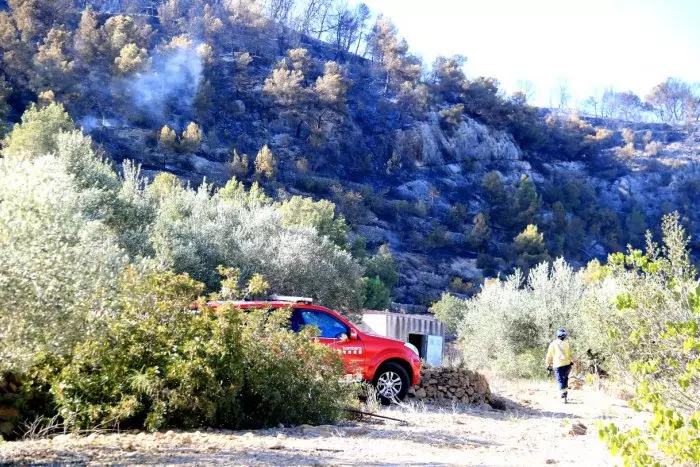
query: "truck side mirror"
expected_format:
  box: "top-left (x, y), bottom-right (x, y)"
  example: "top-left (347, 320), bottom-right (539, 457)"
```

top-left (349, 329), bottom-right (359, 340)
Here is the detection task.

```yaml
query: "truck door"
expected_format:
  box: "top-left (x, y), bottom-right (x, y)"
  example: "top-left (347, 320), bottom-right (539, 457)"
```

top-left (294, 308), bottom-right (365, 379)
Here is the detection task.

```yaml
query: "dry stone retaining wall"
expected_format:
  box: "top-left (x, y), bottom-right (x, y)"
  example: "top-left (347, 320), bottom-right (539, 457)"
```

top-left (408, 367), bottom-right (492, 405)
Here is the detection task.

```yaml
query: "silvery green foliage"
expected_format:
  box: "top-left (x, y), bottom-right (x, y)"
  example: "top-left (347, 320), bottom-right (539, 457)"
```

top-left (116, 160), bottom-right (156, 257)
top-left (0, 155), bottom-right (127, 371)
top-left (150, 181), bottom-right (244, 287)
top-left (54, 131), bottom-right (156, 257)
top-left (150, 180), bottom-right (364, 317)
top-left (0, 103), bottom-right (364, 373)
top-left (443, 258), bottom-right (596, 377)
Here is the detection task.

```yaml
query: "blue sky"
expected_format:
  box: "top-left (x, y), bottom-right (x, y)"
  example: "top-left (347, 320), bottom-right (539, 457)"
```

top-left (353, 0), bottom-right (700, 107)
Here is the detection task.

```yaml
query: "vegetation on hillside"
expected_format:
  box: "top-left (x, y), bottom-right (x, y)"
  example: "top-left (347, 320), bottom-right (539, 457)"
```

top-left (3, 0), bottom-right (696, 305)
top-left (432, 213), bottom-right (699, 465)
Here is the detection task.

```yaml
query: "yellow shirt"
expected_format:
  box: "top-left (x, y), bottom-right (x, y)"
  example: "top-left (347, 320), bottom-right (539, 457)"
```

top-left (546, 339), bottom-right (572, 368)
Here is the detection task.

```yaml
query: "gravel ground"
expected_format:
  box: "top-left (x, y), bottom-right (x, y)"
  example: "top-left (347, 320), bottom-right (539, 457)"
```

top-left (0, 380), bottom-right (641, 466)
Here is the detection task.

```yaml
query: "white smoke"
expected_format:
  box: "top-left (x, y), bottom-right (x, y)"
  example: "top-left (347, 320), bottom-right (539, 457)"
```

top-left (126, 45), bottom-right (204, 121)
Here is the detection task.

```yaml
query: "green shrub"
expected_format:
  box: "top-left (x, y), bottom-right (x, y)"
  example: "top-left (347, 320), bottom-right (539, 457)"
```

top-left (449, 277), bottom-right (473, 294)
top-left (476, 253), bottom-right (498, 276)
top-left (52, 265), bottom-right (233, 431)
top-left (447, 203), bottom-right (468, 228)
top-left (331, 186), bottom-right (366, 225)
top-left (439, 104), bottom-right (464, 133)
top-left (297, 176), bottom-right (334, 195)
top-left (399, 200), bottom-right (430, 218)
top-left (0, 154), bottom-right (127, 372)
top-left (432, 259), bottom-right (597, 378)
top-left (424, 223), bottom-right (452, 249)
top-left (254, 145), bottom-right (276, 179)
top-left (1, 102), bottom-right (74, 159)
top-left (512, 224), bottom-right (550, 273)
top-left (362, 276), bottom-right (390, 310)
top-left (227, 304), bottom-right (353, 428)
top-left (150, 177), bottom-right (364, 318)
top-left (594, 213), bottom-right (700, 466)
top-left (52, 265), bottom-right (353, 431)
top-left (429, 292), bottom-right (465, 334)
top-left (280, 195), bottom-right (349, 249)
top-left (467, 213), bottom-right (491, 250)
top-left (364, 244), bottom-right (399, 289)
top-left (359, 185), bottom-right (387, 215)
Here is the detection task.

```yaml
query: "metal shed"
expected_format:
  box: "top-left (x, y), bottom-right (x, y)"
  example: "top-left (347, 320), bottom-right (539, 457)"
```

top-left (361, 311), bottom-right (445, 366)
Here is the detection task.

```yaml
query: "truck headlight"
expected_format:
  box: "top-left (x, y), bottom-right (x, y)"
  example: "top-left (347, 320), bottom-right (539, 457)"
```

top-left (404, 342), bottom-right (419, 356)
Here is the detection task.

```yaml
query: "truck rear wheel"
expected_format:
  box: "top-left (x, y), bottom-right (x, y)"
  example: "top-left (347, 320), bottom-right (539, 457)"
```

top-left (373, 362), bottom-right (410, 404)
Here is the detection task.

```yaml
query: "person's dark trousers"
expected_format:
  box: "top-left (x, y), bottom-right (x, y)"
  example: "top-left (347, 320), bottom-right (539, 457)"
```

top-left (554, 364), bottom-right (572, 399)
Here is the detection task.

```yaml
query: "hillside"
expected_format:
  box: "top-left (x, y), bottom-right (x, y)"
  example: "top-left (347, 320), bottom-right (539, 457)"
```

top-left (2, 0), bottom-right (699, 309)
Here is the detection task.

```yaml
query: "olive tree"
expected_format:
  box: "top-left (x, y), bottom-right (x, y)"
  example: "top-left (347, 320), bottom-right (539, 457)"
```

top-left (0, 154), bottom-right (127, 371)
top-left (432, 258), bottom-right (596, 378)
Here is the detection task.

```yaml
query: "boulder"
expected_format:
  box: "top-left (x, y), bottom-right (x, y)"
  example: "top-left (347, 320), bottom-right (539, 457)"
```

top-left (396, 180), bottom-right (436, 202)
top-left (566, 421), bottom-right (587, 436)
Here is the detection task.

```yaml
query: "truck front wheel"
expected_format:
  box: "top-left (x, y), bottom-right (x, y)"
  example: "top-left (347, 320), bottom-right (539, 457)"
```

top-left (372, 362), bottom-right (410, 404)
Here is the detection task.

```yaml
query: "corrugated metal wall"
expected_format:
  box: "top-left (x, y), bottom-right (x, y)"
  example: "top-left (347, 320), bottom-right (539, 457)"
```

top-left (384, 313), bottom-right (445, 341)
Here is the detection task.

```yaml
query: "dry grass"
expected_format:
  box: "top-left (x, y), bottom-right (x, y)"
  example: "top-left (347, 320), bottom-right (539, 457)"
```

top-left (0, 379), bottom-right (645, 466)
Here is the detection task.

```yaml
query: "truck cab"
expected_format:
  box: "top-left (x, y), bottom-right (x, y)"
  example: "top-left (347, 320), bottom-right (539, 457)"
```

top-left (209, 296), bottom-right (422, 402)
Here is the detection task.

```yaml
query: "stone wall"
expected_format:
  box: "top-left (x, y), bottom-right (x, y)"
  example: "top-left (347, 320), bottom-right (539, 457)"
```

top-left (408, 367), bottom-right (492, 405)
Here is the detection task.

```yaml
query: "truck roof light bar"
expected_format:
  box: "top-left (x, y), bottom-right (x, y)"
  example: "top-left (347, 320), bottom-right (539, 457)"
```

top-left (269, 294), bottom-right (314, 304)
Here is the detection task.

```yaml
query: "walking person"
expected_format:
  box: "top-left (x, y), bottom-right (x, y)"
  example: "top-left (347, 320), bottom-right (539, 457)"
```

top-left (546, 328), bottom-right (572, 403)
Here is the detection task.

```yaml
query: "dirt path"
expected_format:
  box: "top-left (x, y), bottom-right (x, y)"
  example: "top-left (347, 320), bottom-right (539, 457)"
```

top-left (0, 380), bottom-right (641, 466)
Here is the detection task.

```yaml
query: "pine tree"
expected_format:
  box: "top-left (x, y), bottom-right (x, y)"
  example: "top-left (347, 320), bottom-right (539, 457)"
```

top-left (254, 145), bottom-right (276, 179)
top-left (74, 8), bottom-right (101, 65)
top-left (552, 201), bottom-right (568, 234)
top-left (513, 174), bottom-right (539, 228)
top-left (181, 122), bottom-right (203, 152)
top-left (114, 43), bottom-right (149, 75)
top-left (158, 125), bottom-right (177, 151)
top-left (32, 27), bottom-right (75, 95)
top-left (228, 148), bottom-right (249, 177)
top-left (512, 224), bottom-right (550, 272)
top-left (467, 213), bottom-right (491, 251)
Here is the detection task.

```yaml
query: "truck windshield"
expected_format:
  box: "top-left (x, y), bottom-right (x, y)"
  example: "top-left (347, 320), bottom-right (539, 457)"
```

top-left (293, 308), bottom-right (349, 339)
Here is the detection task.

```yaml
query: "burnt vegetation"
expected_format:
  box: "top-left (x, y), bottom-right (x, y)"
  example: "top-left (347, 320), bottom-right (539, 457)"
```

top-left (1, 0), bottom-right (699, 305)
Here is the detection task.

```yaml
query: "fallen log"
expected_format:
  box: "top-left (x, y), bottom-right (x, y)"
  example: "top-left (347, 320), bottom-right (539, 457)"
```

top-left (342, 407), bottom-right (408, 425)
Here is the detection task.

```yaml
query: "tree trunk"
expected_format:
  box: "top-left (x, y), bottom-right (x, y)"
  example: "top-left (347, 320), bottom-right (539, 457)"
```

top-left (354, 29), bottom-right (364, 56)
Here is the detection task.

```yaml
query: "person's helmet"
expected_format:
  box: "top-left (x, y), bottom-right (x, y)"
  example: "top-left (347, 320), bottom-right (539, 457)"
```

top-left (556, 328), bottom-right (568, 339)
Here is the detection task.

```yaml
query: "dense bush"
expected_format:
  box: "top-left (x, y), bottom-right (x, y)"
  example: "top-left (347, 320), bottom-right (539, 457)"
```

top-left (593, 213), bottom-right (699, 465)
top-left (431, 212), bottom-right (699, 464)
top-left (279, 195), bottom-right (349, 248)
top-left (0, 153), bottom-right (127, 372)
top-left (432, 259), bottom-right (596, 378)
top-left (360, 244), bottom-right (399, 309)
top-left (511, 224), bottom-right (551, 273)
top-left (362, 276), bottom-right (391, 310)
top-left (1, 103), bottom-right (74, 159)
top-left (151, 177), bottom-right (364, 318)
top-left (0, 103), bottom-right (365, 435)
top-left (0, 104), bottom-right (365, 325)
top-left (52, 265), bottom-right (353, 431)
